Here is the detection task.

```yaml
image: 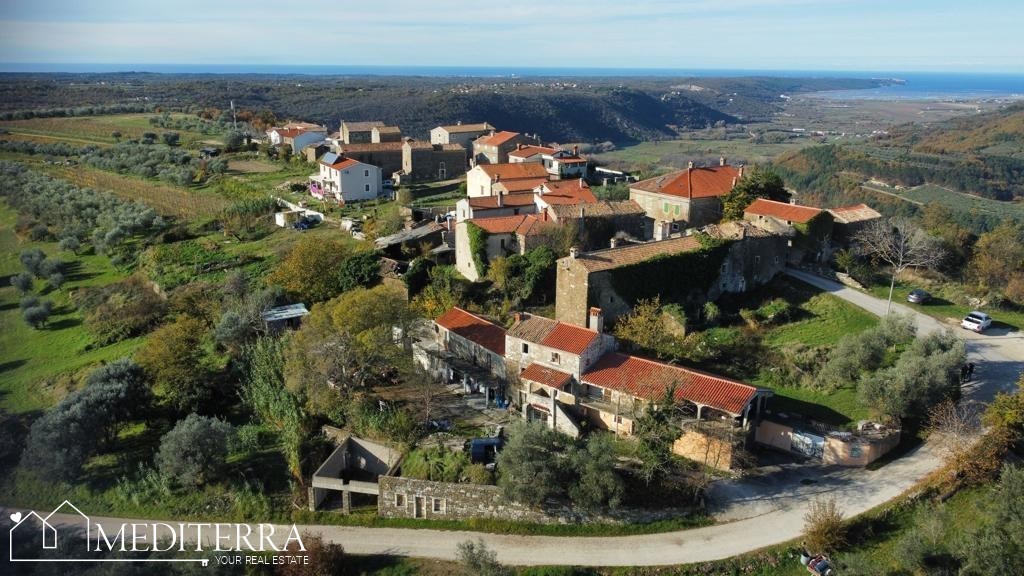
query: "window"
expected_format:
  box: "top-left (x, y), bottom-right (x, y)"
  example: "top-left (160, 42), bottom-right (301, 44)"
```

top-left (614, 415), bottom-right (623, 424)
top-left (500, 238), bottom-right (506, 249)
top-left (774, 256), bottom-right (780, 264)
top-left (522, 343), bottom-right (529, 354)
top-left (674, 204), bottom-right (681, 216)
top-left (364, 169), bottom-right (369, 177)
top-left (754, 255), bottom-right (761, 267)
top-left (663, 202), bottom-right (670, 213)
top-left (439, 161), bottom-right (446, 169)
top-left (395, 493), bottom-right (406, 508)
top-left (432, 498), bottom-right (445, 513)
top-left (364, 184), bottom-right (370, 192)
top-left (671, 223), bottom-right (680, 232)
top-left (433, 324), bottom-right (439, 333)
top-left (786, 220), bottom-right (792, 225)
top-left (551, 352), bottom-right (561, 364)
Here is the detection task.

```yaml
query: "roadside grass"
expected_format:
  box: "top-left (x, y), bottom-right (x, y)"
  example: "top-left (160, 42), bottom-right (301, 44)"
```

top-left (866, 279), bottom-right (1024, 332)
top-left (765, 290), bottom-right (879, 348)
top-left (0, 202), bottom-right (142, 414)
top-left (0, 113), bottom-right (215, 147)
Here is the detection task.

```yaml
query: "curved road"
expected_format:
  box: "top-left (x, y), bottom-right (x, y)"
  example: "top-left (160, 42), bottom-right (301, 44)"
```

top-left (9, 271), bottom-right (1023, 567)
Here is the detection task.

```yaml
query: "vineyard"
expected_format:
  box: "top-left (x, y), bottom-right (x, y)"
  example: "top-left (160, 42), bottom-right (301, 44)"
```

top-left (45, 164), bottom-right (230, 218)
top-left (899, 184), bottom-right (1024, 223)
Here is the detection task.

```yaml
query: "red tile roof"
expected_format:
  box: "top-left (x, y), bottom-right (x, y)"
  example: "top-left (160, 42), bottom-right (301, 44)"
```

top-left (540, 323), bottom-right (599, 355)
top-left (582, 353), bottom-right (759, 416)
top-left (631, 165), bottom-right (740, 199)
top-left (508, 145), bottom-right (556, 159)
top-left (478, 162), bottom-right (549, 181)
top-left (435, 307), bottom-right (506, 356)
top-left (536, 180), bottom-right (598, 205)
top-left (828, 203), bottom-right (882, 224)
top-left (520, 363), bottom-right (573, 390)
top-left (322, 157), bottom-right (361, 170)
top-left (467, 215), bottom-right (530, 234)
top-left (744, 198), bottom-right (822, 223)
top-left (468, 193), bottom-right (537, 209)
top-left (476, 131), bottom-right (520, 147)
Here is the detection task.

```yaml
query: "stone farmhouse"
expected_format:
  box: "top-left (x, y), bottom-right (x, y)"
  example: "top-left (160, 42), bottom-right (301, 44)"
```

top-left (466, 162), bottom-right (550, 198)
top-left (331, 138), bottom-right (466, 184)
top-left (417, 306), bottom-right (771, 450)
top-left (743, 198), bottom-right (834, 264)
top-left (309, 152), bottom-right (382, 203)
top-left (508, 144), bottom-right (589, 179)
top-left (431, 122), bottom-right (495, 149)
top-left (555, 221), bottom-right (788, 327)
top-left (472, 131), bottom-right (529, 165)
top-left (454, 212), bottom-right (559, 281)
top-left (827, 203), bottom-right (883, 244)
top-left (338, 121), bottom-right (402, 144)
top-left (414, 307), bottom-right (508, 403)
top-left (630, 158), bottom-right (743, 238)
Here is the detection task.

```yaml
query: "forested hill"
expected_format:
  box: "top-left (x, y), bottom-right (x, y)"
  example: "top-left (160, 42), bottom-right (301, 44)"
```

top-left (773, 103), bottom-right (1024, 206)
top-left (0, 73), bottom-right (887, 143)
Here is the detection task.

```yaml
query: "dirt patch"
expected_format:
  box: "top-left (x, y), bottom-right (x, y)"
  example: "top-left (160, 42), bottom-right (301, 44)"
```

top-left (228, 159), bottom-right (280, 173)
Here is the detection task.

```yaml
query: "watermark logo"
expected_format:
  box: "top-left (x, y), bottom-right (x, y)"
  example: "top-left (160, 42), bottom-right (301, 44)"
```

top-left (8, 500), bottom-right (308, 567)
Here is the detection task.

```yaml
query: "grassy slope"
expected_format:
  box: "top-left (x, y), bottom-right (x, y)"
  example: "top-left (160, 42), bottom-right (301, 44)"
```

top-left (0, 202), bottom-right (143, 414)
top-left (867, 279), bottom-right (1024, 331)
top-left (594, 137), bottom-right (807, 171)
top-left (0, 113), bottom-right (218, 147)
top-left (760, 289), bottom-right (879, 425)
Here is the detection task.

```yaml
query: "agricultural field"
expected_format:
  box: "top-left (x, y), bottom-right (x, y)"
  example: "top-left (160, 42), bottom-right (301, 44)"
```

top-left (0, 202), bottom-right (143, 414)
top-left (594, 136), bottom-right (808, 172)
top-left (0, 113), bottom-right (220, 147)
top-left (899, 183), bottom-right (1024, 222)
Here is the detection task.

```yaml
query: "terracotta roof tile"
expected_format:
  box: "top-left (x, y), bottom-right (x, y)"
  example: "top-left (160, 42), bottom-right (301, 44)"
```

top-left (435, 307), bottom-right (506, 356)
top-left (508, 314), bottom-right (558, 343)
top-left (520, 363), bottom-right (573, 390)
top-left (564, 236), bottom-right (702, 273)
top-left (828, 203), bottom-right (882, 224)
top-left (548, 200), bottom-right (645, 219)
top-left (536, 180), bottom-right (597, 205)
top-left (744, 198), bottom-right (822, 223)
top-left (631, 165), bottom-right (740, 199)
top-left (541, 323), bottom-right (599, 355)
top-left (582, 353), bottom-right (758, 416)
top-left (476, 131), bottom-right (520, 147)
top-left (322, 157), bottom-right (360, 170)
top-left (508, 145), bottom-right (557, 159)
top-left (494, 178), bottom-right (549, 195)
top-left (468, 193), bottom-right (537, 209)
top-left (478, 163), bottom-right (549, 181)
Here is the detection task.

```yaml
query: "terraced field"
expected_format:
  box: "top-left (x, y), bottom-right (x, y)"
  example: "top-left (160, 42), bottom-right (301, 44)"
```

top-left (0, 113), bottom-right (217, 147)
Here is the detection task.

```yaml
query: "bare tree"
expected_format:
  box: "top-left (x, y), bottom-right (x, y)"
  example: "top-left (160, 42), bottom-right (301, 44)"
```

top-left (856, 217), bottom-right (946, 313)
top-left (927, 400), bottom-right (983, 483)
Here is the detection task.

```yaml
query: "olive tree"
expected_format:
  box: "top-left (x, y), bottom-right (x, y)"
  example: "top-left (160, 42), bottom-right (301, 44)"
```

top-left (156, 413), bottom-right (232, 486)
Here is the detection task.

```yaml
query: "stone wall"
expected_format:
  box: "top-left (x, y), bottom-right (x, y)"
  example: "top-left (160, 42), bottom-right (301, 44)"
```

top-left (378, 475), bottom-right (697, 524)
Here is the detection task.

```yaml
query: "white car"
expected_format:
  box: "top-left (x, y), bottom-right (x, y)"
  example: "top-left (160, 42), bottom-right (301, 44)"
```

top-left (961, 311), bottom-right (992, 333)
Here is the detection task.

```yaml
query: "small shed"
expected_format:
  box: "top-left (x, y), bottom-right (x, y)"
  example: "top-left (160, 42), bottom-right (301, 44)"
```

top-left (199, 147), bottom-right (221, 159)
top-left (262, 303), bottom-right (310, 334)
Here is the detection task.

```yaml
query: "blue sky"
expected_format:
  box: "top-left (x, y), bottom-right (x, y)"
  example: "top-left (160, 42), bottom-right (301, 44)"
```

top-left (0, 0), bottom-right (1021, 72)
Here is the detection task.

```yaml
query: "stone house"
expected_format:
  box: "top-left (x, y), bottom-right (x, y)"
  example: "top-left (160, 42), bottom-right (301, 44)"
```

top-left (309, 152), bottom-right (382, 203)
top-left (401, 140), bottom-right (466, 182)
top-left (743, 198), bottom-right (834, 263)
top-left (629, 159), bottom-right (742, 238)
top-left (372, 125), bottom-right (403, 143)
top-left (267, 124), bottom-right (328, 154)
top-left (466, 162), bottom-right (549, 198)
top-left (554, 222), bottom-right (787, 327)
top-left (508, 144), bottom-right (589, 179)
top-left (340, 121), bottom-right (384, 144)
top-left (827, 203), bottom-right (882, 244)
top-left (454, 212), bottom-right (556, 281)
top-left (431, 122), bottom-right (495, 149)
top-left (456, 193), bottom-right (538, 222)
top-left (472, 131), bottom-right (528, 165)
top-left (413, 307), bottom-right (508, 402)
top-left (546, 200), bottom-right (648, 250)
top-left (332, 142), bottom-right (406, 177)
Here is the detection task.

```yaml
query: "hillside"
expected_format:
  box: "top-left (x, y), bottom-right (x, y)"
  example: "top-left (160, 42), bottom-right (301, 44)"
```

top-left (883, 101), bottom-right (1024, 157)
top-left (0, 73), bottom-right (887, 143)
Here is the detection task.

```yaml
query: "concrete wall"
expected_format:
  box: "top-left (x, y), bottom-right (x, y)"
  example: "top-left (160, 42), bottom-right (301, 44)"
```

top-left (823, 432), bottom-right (900, 467)
top-left (437, 325), bottom-right (507, 381)
top-left (754, 420), bottom-right (794, 453)
top-left (582, 404), bottom-right (636, 436)
top-left (337, 163), bottom-right (382, 202)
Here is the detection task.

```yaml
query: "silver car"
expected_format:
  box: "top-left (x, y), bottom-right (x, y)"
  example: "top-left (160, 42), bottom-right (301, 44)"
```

top-left (961, 311), bottom-right (992, 333)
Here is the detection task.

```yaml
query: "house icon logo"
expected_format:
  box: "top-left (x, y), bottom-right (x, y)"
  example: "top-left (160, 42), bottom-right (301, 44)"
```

top-left (8, 500), bottom-right (91, 561)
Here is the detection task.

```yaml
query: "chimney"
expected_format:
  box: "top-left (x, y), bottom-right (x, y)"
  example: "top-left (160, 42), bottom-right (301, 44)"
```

top-left (589, 307), bottom-right (605, 333)
top-left (610, 237), bottom-right (618, 249)
top-left (732, 177), bottom-right (737, 187)
top-left (518, 143), bottom-right (525, 150)
top-left (497, 192), bottom-right (504, 207)
top-left (573, 145), bottom-right (579, 156)
top-left (514, 312), bottom-right (522, 324)
top-left (738, 164), bottom-right (744, 179)
top-left (720, 156), bottom-right (727, 166)
top-left (687, 161), bottom-right (694, 169)
top-left (579, 177), bottom-right (584, 188)
top-left (569, 246), bottom-right (579, 259)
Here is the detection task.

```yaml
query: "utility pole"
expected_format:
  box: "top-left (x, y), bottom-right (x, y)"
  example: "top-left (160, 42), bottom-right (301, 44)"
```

top-left (230, 100), bottom-right (237, 131)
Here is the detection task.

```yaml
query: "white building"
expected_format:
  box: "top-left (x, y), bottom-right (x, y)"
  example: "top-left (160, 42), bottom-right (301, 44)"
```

top-left (309, 152), bottom-right (381, 203)
top-left (430, 122), bottom-right (495, 149)
top-left (508, 145), bottom-right (588, 179)
top-left (465, 162), bottom-right (549, 198)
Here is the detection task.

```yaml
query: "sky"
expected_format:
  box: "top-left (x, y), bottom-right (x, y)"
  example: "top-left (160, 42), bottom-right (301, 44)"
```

top-left (0, 0), bottom-right (1022, 73)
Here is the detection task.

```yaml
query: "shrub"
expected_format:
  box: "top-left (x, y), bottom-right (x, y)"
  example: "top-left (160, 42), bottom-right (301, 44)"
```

top-left (402, 445), bottom-right (474, 483)
top-left (456, 539), bottom-right (510, 576)
top-left (755, 298), bottom-right (792, 325)
top-left (803, 497), bottom-right (846, 553)
top-left (702, 301), bottom-right (721, 326)
top-left (136, 316), bottom-right (214, 414)
top-left (75, 276), bottom-right (167, 344)
top-left (156, 413), bottom-right (232, 487)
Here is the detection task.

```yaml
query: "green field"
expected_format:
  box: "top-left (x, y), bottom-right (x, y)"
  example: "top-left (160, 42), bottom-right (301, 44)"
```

top-left (0, 202), bottom-right (143, 414)
top-left (594, 137), bottom-right (808, 171)
top-left (0, 113), bottom-right (222, 147)
top-left (899, 184), bottom-right (1024, 222)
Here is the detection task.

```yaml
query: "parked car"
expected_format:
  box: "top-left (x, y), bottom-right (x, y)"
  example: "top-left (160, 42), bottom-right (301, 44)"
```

top-left (907, 289), bottom-right (931, 304)
top-left (961, 311), bottom-right (992, 333)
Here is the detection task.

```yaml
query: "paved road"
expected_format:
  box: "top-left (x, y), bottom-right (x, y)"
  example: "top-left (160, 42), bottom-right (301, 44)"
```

top-left (7, 271), bottom-right (1022, 567)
